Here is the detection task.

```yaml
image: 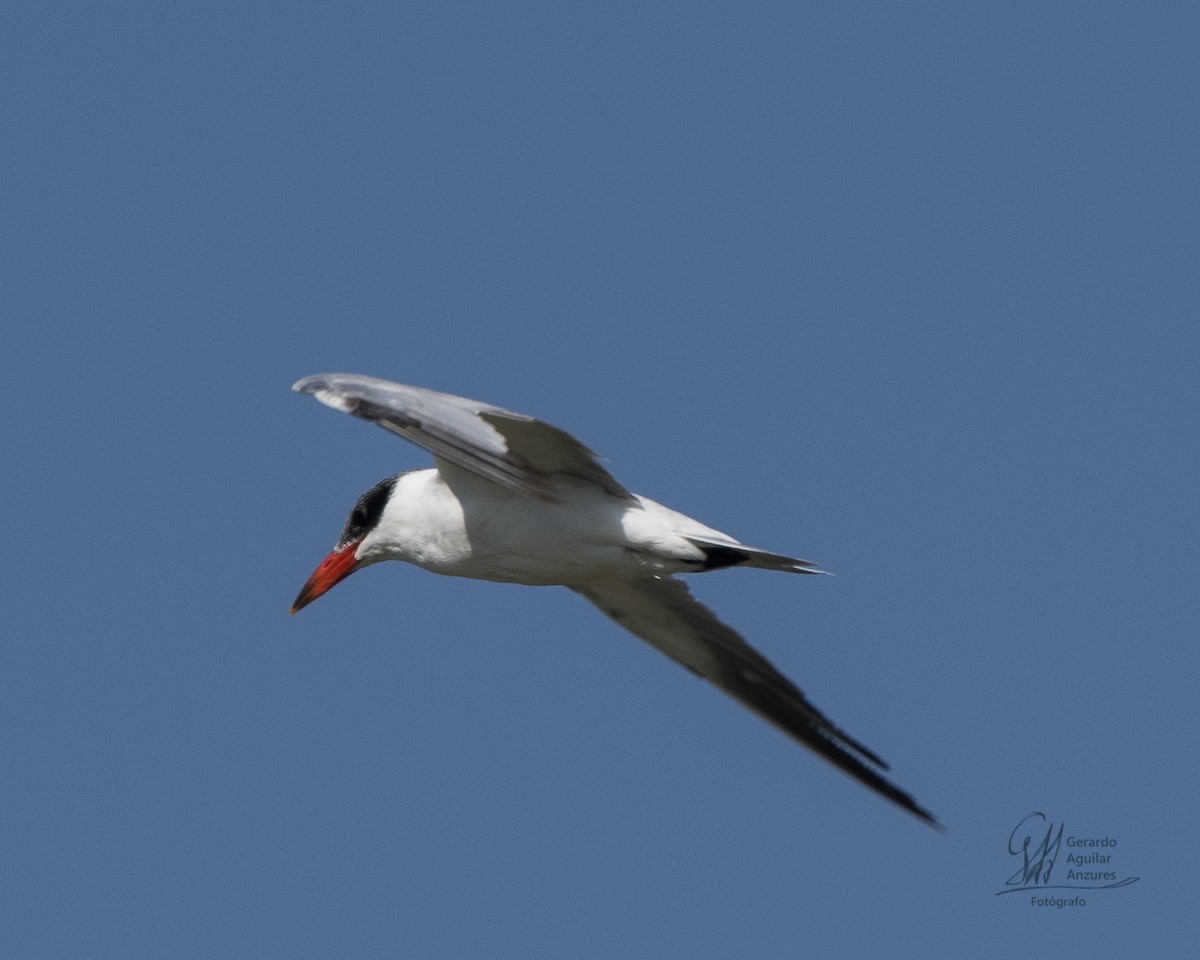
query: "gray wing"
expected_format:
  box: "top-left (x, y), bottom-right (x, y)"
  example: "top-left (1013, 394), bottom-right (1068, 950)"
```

top-left (293, 373), bottom-right (632, 503)
top-left (572, 576), bottom-right (943, 829)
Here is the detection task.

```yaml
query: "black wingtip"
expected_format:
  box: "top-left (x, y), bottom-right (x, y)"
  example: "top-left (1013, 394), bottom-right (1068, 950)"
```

top-left (911, 805), bottom-right (947, 832)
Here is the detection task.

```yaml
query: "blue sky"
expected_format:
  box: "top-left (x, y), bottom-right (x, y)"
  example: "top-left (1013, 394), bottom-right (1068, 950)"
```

top-left (5, 1), bottom-right (1197, 956)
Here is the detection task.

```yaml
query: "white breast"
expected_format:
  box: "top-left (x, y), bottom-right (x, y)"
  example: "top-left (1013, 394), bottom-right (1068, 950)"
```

top-left (356, 467), bottom-right (715, 586)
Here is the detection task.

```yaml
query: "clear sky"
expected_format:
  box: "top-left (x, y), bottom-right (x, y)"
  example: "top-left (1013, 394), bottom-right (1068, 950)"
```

top-left (5, 1), bottom-right (1197, 957)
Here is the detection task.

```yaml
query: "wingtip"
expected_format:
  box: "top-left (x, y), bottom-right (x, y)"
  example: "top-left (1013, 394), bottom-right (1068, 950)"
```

top-left (884, 791), bottom-right (943, 832)
top-left (292, 375), bottom-right (362, 414)
top-left (292, 374), bottom-right (323, 394)
top-left (897, 792), bottom-right (944, 832)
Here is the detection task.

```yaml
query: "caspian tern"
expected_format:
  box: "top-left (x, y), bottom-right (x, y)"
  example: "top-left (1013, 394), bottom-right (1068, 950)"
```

top-left (291, 373), bottom-right (941, 829)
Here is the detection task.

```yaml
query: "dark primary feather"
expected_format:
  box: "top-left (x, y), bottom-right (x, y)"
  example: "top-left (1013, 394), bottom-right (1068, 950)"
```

top-left (572, 577), bottom-right (943, 830)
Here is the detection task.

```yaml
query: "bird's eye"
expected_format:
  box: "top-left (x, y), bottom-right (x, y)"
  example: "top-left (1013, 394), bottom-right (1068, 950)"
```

top-left (340, 474), bottom-right (399, 542)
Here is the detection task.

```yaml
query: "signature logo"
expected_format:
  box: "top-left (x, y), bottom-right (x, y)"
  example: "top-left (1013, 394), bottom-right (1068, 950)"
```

top-left (996, 812), bottom-right (1139, 899)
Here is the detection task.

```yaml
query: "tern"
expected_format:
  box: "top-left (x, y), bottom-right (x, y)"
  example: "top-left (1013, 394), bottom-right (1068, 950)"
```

top-left (291, 373), bottom-right (940, 829)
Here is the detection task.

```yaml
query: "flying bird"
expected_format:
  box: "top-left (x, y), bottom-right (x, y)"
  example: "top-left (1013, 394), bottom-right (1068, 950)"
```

top-left (291, 373), bottom-right (941, 829)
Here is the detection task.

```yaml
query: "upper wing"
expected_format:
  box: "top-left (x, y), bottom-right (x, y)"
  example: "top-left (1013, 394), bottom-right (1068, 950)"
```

top-left (572, 576), bottom-right (943, 829)
top-left (294, 373), bottom-right (632, 503)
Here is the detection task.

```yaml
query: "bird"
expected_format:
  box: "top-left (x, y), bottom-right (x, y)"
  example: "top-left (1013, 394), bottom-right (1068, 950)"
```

top-left (290, 373), bottom-right (941, 829)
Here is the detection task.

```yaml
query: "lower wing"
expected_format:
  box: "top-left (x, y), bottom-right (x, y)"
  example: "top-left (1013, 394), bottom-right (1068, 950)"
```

top-left (571, 576), bottom-right (942, 829)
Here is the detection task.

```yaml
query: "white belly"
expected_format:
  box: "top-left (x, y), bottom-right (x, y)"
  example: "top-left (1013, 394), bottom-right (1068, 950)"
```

top-left (360, 467), bottom-right (706, 586)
